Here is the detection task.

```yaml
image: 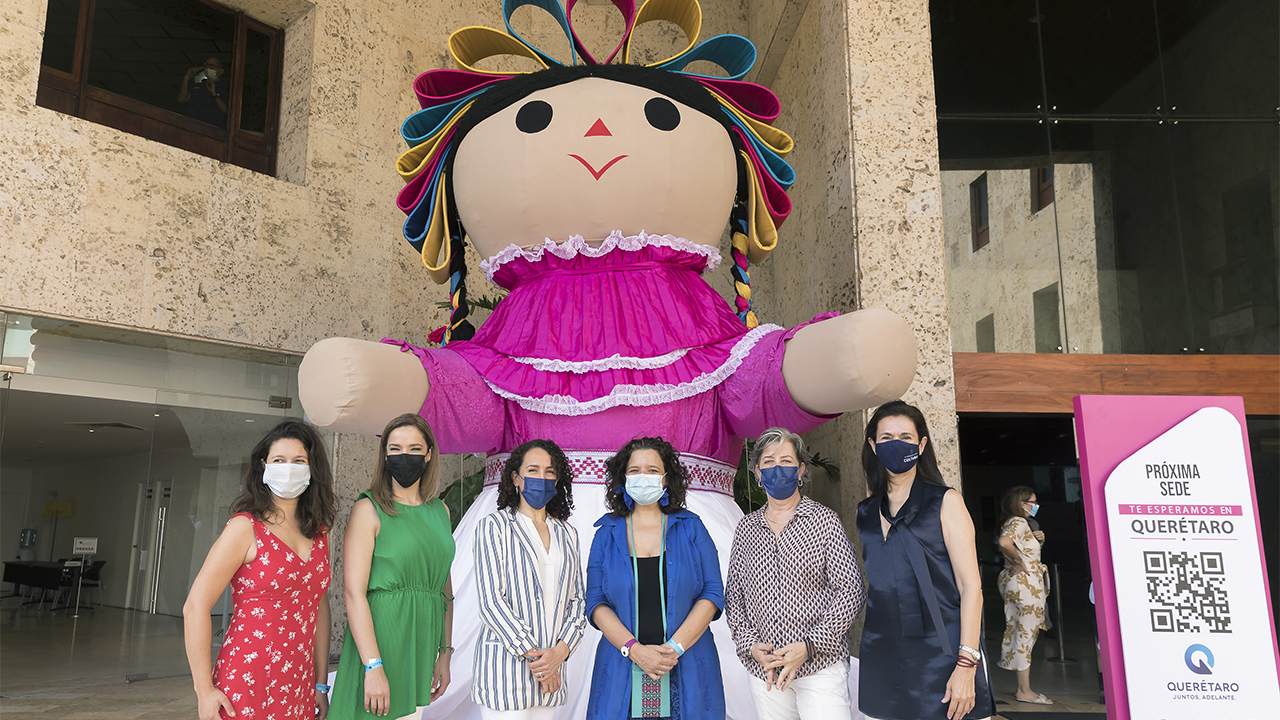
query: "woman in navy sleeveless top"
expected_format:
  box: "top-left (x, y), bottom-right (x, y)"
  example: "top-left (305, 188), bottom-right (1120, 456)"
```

top-left (855, 402), bottom-right (996, 720)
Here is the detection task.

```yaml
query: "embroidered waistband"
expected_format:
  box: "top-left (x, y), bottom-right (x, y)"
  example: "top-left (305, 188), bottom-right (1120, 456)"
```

top-left (484, 449), bottom-right (736, 497)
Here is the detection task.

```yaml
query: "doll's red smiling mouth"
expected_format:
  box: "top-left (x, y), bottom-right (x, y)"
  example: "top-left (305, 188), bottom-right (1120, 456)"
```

top-left (568, 154), bottom-right (627, 180)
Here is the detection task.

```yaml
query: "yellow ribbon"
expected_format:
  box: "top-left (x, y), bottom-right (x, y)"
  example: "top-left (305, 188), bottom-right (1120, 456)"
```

top-left (396, 103), bottom-right (473, 182)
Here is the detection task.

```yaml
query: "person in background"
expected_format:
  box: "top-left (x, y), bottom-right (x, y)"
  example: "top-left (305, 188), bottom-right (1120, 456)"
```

top-left (725, 427), bottom-right (864, 719)
top-left (472, 438), bottom-right (587, 719)
top-left (178, 57), bottom-right (229, 127)
top-left (585, 437), bottom-right (725, 720)
top-left (856, 401), bottom-right (996, 720)
top-left (183, 419), bottom-right (337, 720)
top-left (330, 414), bottom-right (455, 719)
top-left (996, 486), bottom-right (1053, 706)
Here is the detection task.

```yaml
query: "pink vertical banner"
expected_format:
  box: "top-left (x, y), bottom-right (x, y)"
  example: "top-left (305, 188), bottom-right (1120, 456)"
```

top-left (1074, 395), bottom-right (1280, 720)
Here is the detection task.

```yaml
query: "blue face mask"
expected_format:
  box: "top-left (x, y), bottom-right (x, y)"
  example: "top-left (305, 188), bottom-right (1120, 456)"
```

top-left (624, 473), bottom-right (666, 507)
top-left (758, 465), bottom-right (800, 500)
top-left (520, 476), bottom-right (558, 510)
top-left (1026, 502), bottom-right (1040, 517)
top-left (874, 439), bottom-right (921, 474)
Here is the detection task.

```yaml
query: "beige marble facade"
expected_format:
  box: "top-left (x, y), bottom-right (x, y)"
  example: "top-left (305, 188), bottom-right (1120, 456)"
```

top-left (751, 0), bottom-right (956, 518)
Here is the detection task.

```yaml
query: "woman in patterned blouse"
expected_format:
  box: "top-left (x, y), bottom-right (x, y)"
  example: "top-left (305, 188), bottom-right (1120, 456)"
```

top-left (724, 427), bottom-right (865, 719)
top-left (995, 486), bottom-right (1053, 705)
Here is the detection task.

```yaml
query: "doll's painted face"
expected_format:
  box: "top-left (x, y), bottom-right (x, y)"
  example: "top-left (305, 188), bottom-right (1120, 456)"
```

top-left (453, 77), bottom-right (737, 257)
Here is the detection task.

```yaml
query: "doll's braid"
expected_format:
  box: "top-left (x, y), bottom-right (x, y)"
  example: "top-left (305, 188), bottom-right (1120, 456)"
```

top-left (729, 160), bottom-right (759, 329)
top-left (443, 201), bottom-right (476, 344)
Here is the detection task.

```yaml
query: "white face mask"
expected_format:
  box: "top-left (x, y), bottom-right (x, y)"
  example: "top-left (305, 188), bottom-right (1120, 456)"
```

top-left (263, 463), bottom-right (311, 499)
top-left (625, 473), bottom-right (665, 505)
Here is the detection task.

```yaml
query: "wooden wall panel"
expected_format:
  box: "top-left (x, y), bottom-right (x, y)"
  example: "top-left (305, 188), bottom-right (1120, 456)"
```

top-left (953, 353), bottom-right (1280, 415)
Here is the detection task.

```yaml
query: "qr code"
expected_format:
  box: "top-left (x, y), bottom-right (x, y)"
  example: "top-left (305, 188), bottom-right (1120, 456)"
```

top-left (1144, 551), bottom-right (1231, 633)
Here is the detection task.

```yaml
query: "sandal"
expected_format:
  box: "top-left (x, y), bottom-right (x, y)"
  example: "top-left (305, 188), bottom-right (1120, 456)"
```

top-left (1015, 693), bottom-right (1054, 705)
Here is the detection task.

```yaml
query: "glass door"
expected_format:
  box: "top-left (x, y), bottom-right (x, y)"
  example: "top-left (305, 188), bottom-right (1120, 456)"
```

top-left (123, 390), bottom-right (299, 682)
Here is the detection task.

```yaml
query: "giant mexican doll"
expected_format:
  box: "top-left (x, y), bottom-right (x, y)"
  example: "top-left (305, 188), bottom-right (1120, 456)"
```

top-left (299, 1), bottom-right (917, 718)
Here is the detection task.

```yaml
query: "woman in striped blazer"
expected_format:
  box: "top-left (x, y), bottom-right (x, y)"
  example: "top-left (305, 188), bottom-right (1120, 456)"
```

top-left (473, 438), bottom-right (587, 720)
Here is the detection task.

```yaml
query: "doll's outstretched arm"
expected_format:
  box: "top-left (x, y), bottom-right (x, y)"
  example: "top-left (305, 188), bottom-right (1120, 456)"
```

top-left (780, 308), bottom-right (917, 415)
top-left (298, 337), bottom-right (504, 452)
top-left (721, 308), bottom-right (917, 437)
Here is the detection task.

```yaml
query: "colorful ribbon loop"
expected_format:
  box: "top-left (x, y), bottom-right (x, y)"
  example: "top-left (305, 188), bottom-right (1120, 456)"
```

top-left (449, 25), bottom-right (549, 75)
top-left (660, 34), bottom-right (756, 81)
top-left (503, 0), bottom-right (578, 66)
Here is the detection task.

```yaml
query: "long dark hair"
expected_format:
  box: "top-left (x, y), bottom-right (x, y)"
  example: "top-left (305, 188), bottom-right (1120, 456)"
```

top-left (604, 437), bottom-right (688, 516)
top-left (497, 439), bottom-right (575, 521)
top-left (369, 414), bottom-right (441, 515)
top-left (1000, 485), bottom-right (1035, 525)
top-left (230, 419), bottom-right (336, 539)
top-left (861, 401), bottom-right (948, 497)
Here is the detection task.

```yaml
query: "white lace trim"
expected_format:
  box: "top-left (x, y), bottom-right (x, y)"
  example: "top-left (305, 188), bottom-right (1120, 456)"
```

top-left (482, 324), bottom-right (782, 416)
top-left (479, 231), bottom-right (723, 284)
top-left (510, 348), bottom-right (689, 373)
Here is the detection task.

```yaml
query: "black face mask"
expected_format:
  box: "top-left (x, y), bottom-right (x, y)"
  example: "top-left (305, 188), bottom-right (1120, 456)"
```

top-left (385, 453), bottom-right (426, 488)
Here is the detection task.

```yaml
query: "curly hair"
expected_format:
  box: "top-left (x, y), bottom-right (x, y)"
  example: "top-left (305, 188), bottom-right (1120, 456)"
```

top-left (497, 439), bottom-right (575, 521)
top-left (230, 419), bottom-right (336, 539)
top-left (604, 437), bottom-right (688, 516)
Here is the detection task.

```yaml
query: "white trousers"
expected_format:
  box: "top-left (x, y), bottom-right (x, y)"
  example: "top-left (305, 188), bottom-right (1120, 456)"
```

top-left (478, 706), bottom-right (557, 720)
top-left (749, 659), bottom-right (851, 720)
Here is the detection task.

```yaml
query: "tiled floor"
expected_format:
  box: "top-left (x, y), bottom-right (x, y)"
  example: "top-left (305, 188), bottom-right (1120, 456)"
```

top-left (1, 594), bottom-right (1108, 718)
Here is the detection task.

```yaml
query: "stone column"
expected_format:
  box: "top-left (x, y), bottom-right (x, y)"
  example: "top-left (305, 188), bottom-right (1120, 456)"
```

top-left (748, 0), bottom-right (956, 644)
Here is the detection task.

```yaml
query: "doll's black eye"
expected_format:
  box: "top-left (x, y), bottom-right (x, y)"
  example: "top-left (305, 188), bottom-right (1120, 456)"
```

top-left (645, 97), bottom-right (680, 131)
top-left (516, 100), bottom-right (553, 133)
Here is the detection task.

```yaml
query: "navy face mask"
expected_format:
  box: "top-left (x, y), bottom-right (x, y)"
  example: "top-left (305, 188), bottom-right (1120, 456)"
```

top-left (758, 465), bottom-right (800, 500)
top-left (520, 476), bottom-right (558, 510)
top-left (874, 440), bottom-right (921, 474)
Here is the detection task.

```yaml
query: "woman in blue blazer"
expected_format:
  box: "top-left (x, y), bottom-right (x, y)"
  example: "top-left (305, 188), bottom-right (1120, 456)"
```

top-left (585, 437), bottom-right (725, 720)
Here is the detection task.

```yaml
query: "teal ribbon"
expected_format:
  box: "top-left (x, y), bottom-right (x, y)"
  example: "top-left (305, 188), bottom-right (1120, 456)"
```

top-left (628, 514), bottom-right (670, 718)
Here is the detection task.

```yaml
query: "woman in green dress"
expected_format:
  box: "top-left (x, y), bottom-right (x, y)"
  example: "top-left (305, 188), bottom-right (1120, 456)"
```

top-left (331, 414), bottom-right (456, 718)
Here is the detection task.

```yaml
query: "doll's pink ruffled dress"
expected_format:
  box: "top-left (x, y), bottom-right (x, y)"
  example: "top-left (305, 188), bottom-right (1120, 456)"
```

top-left (383, 232), bottom-right (837, 720)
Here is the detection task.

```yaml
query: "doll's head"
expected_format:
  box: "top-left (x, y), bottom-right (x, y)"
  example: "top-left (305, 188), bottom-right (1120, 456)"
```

top-left (394, 0), bottom-right (794, 342)
top-left (449, 64), bottom-right (738, 255)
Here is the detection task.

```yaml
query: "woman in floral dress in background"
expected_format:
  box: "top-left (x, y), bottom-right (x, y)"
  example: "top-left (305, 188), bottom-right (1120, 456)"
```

top-left (996, 486), bottom-right (1053, 706)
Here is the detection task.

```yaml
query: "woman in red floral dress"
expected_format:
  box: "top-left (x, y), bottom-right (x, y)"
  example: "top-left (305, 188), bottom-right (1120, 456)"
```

top-left (184, 420), bottom-right (338, 720)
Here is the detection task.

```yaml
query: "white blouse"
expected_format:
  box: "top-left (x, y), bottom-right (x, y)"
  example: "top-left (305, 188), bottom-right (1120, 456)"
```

top-left (515, 511), bottom-right (563, 641)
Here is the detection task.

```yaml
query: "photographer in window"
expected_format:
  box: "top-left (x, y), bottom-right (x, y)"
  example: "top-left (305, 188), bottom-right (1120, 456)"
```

top-left (178, 57), bottom-right (229, 127)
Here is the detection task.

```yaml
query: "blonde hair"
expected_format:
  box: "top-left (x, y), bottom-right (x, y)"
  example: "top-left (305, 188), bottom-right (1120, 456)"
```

top-left (369, 414), bottom-right (441, 515)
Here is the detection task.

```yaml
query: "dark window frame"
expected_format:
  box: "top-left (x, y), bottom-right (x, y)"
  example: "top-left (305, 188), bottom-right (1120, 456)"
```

top-left (1031, 165), bottom-right (1054, 213)
top-left (36, 0), bottom-right (284, 176)
top-left (970, 173), bottom-right (990, 250)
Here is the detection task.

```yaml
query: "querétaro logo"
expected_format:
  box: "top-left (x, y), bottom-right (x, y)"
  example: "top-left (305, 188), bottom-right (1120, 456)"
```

top-left (1184, 644), bottom-right (1214, 675)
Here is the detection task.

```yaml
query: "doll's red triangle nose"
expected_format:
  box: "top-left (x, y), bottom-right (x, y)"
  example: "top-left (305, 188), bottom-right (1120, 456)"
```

top-left (584, 118), bottom-right (612, 137)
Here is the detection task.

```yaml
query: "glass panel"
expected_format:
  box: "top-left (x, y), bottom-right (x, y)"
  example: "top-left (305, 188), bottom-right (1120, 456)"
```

top-left (1039, 0), bottom-right (1165, 115)
top-left (1156, 0), bottom-right (1280, 117)
top-left (1167, 122), bottom-right (1280, 353)
top-left (41, 0), bottom-right (81, 73)
top-left (1245, 416), bottom-right (1279, 620)
top-left (124, 392), bottom-right (291, 682)
top-left (239, 28), bottom-right (272, 135)
top-left (0, 372), bottom-right (159, 691)
top-left (87, 0), bottom-right (235, 127)
top-left (1048, 120), bottom-right (1181, 353)
top-left (929, 0), bottom-right (1045, 114)
top-left (940, 120), bottom-right (1069, 353)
